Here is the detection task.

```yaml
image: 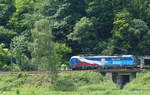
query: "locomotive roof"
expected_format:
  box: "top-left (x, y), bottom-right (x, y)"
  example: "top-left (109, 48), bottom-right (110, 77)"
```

top-left (71, 55), bottom-right (133, 58)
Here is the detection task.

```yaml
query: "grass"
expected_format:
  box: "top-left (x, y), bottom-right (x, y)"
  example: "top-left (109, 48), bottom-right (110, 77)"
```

top-left (125, 71), bottom-right (150, 90)
top-left (1, 89), bottom-right (150, 95)
top-left (0, 71), bottom-right (150, 95)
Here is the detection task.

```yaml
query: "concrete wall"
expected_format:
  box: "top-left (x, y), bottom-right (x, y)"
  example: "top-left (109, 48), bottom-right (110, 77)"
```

top-left (105, 72), bottom-right (136, 88)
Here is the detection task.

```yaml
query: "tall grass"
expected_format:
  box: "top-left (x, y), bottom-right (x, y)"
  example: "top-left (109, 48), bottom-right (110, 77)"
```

top-left (0, 71), bottom-right (150, 95)
top-left (125, 71), bottom-right (150, 90)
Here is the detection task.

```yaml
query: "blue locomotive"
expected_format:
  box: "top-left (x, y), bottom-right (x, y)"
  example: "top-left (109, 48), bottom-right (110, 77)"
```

top-left (69, 55), bottom-right (136, 69)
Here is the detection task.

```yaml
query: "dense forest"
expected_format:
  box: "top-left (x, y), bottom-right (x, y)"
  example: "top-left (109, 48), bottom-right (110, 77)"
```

top-left (0, 0), bottom-right (150, 70)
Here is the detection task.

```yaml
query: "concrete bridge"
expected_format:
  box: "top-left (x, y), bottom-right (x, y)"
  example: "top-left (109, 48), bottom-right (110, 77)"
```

top-left (97, 56), bottom-right (150, 88)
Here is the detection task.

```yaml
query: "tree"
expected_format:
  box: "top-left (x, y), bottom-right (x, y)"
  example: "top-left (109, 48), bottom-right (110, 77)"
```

top-left (9, 0), bottom-right (35, 29)
top-left (54, 43), bottom-right (71, 66)
top-left (140, 0), bottom-right (150, 26)
top-left (0, 26), bottom-right (16, 47)
top-left (10, 35), bottom-right (29, 71)
top-left (41, 0), bottom-right (86, 42)
top-left (67, 17), bottom-right (97, 54)
top-left (0, 0), bottom-right (15, 26)
top-left (108, 10), bottom-right (150, 55)
top-left (0, 43), bottom-right (11, 70)
top-left (110, 10), bottom-right (132, 54)
top-left (8, 0), bottom-right (43, 34)
top-left (30, 19), bottom-right (57, 83)
top-left (85, 0), bottom-right (114, 39)
top-left (128, 19), bottom-right (150, 55)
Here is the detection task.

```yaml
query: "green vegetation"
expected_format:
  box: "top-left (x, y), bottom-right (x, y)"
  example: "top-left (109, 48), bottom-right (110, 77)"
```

top-left (0, 0), bottom-right (149, 70)
top-left (0, 71), bottom-right (150, 95)
top-left (0, 72), bottom-right (116, 91)
top-left (125, 72), bottom-right (150, 90)
top-left (0, 0), bottom-right (150, 94)
top-left (0, 72), bottom-right (117, 94)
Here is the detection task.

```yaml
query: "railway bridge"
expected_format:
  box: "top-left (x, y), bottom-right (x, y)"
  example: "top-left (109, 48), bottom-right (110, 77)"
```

top-left (0, 56), bottom-right (149, 89)
top-left (98, 56), bottom-right (150, 88)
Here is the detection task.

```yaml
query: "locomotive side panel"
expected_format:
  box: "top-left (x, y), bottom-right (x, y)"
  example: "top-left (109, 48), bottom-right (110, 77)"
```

top-left (69, 55), bottom-right (136, 69)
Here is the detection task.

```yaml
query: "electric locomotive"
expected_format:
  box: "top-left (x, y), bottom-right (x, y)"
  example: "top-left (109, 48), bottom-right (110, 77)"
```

top-left (69, 55), bottom-right (136, 70)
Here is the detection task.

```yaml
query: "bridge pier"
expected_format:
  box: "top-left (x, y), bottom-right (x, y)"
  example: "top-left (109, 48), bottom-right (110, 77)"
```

top-left (105, 71), bottom-right (137, 88)
top-left (106, 72), bottom-right (113, 81)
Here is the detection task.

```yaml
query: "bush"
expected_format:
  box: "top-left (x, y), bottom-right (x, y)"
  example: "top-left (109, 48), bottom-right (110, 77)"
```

top-left (10, 64), bottom-right (21, 71)
top-left (0, 72), bottom-right (117, 92)
top-left (17, 73), bottom-right (28, 78)
top-left (52, 78), bottom-right (76, 91)
top-left (52, 71), bottom-right (117, 91)
top-left (79, 81), bottom-right (117, 91)
top-left (59, 71), bottom-right (105, 86)
top-left (125, 72), bottom-right (150, 90)
top-left (52, 71), bottom-right (107, 91)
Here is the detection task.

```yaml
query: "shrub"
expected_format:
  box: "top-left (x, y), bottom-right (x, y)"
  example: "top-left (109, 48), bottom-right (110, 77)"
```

top-left (17, 73), bottom-right (28, 78)
top-left (59, 71), bottom-right (105, 86)
top-left (125, 72), bottom-right (150, 90)
top-left (79, 81), bottom-right (117, 91)
top-left (52, 78), bottom-right (76, 91)
top-left (52, 71), bottom-right (106, 91)
top-left (16, 89), bottom-right (20, 95)
top-left (10, 64), bottom-right (21, 71)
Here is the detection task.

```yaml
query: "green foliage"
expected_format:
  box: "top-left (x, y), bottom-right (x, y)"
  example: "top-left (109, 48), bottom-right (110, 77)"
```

top-left (59, 72), bottom-right (105, 86)
top-left (0, 0), bottom-right (15, 26)
top-left (11, 64), bottom-right (21, 71)
top-left (9, 0), bottom-right (35, 29)
top-left (85, 0), bottom-right (114, 40)
top-left (0, 0), bottom-right (150, 71)
top-left (30, 19), bottom-right (57, 71)
top-left (143, 1), bottom-right (150, 26)
top-left (112, 10), bottom-right (131, 39)
top-left (125, 72), bottom-right (150, 90)
top-left (3, 1), bottom-right (150, 95)
top-left (0, 43), bottom-right (11, 70)
top-left (68, 17), bottom-right (95, 41)
top-left (128, 19), bottom-right (150, 55)
top-left (10, 35), bottom-right (29, 71)
top-left (0, 43), bottom-right (11, 57)
top-left (1, 72), bottom-right (150, 95)
top-left (107, 9), bottom-right (150, 55)
top-left (53, 78), bottom-right (76, 91)
top-left (8, 0), bottom-right (43, 34)
top-left (30, 19), bottom-right (57, 83)
top-left (68, 17), bottom-right (97, 53)
top-left (0, 72), bottom-right (110, 92)
top-left (16, 89), bottom-right (20, 95)
top-left (52, 71), bottom-right (114, 91)
top-left (54, 43), bottom-right (71, 66)
top-left (102, 39), bottom-right (115, 55)
top-left (42, 0), bottom-right (86, 43)
top-left (0, 27), bottom-right (16, 47)
top-left (17, 73), bottom-right (28, 78)
top-left (106, 10), bottom-right (131, 54)
top-left (79, 83), bottom-right (116, 91)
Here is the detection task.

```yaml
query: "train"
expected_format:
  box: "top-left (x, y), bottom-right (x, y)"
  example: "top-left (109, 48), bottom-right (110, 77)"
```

top-left (69, 55), bottom-right (136, 70)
